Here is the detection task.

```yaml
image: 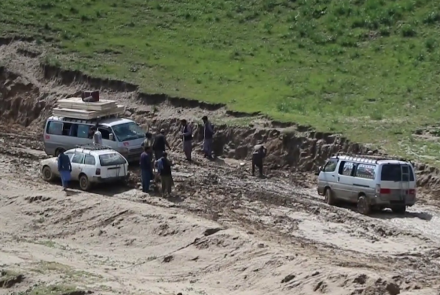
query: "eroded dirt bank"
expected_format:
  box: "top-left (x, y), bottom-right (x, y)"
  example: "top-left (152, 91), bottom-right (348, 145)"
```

top-left (1, 41), bottom-right (440, 294)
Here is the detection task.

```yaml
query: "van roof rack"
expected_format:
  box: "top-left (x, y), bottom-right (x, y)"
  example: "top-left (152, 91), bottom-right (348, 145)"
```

top-left (333, 153), bottom-right (412, 164)
top-left (75, 144), bottom-right (114, 151)
top-left (57, 113), bottom-right (119, 123)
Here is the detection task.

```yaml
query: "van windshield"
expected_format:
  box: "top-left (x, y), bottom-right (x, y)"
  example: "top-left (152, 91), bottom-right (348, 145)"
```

top-left (99, 153), bottom-right (127, 166)
top-left (381, 164), bottom-right (415, 181)
top-left (111, 122), bottom-right (145, 141)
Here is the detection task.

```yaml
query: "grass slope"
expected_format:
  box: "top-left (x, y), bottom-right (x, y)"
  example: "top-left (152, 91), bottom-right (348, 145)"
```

top-left (1, 0), bottom-right (440, 162)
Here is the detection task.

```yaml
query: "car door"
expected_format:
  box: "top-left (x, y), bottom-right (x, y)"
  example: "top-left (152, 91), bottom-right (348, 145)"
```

top-left (337, 161), bottom-right (355, 201)
top-left (353, 163), bottom-right (376, 201)
top-left (70, 152), bottom-right (85, 180)
top-left (83, 154), bottom-right (97, 177)
top-left (319, 159), bottom-right (338, 194)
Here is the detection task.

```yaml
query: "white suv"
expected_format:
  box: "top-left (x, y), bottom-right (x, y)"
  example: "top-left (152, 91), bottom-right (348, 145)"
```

top-left (40, 145), bottom-right (130, 191)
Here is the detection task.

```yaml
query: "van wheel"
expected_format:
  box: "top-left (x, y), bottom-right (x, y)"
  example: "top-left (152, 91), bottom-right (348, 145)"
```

top-left (42, 166), bottom-right (54, 182)
top-left (324, 188), bottom-right (336, 205)
top-left (55, 148), bottom-right (65, 157)
top-left (357, 195), bottom-right (371, 215)
top-left (79, 174), bottom-right (91, 191)
top-left (392, 206), bottom-right (406, 214)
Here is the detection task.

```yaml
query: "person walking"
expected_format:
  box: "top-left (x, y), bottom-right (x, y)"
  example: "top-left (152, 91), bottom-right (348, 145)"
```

top-left (139, 145), bottom-right (153, 193)
top-left (57, 150), bottom-right (72, 191)
top-left (153, 129), bottom-right (171, 161)
top-left (155, 152), bottom-right (174, 197)
top-left (202, 116), bottom-right (215, 160)
top-left (180, 119), bottom-right (193, 162)
top-left (252, 145), bottom-right (267, 177)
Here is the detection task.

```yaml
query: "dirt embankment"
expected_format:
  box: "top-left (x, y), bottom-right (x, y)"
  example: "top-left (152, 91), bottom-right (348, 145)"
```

top-left (1, 41), bottom-right (440, 194)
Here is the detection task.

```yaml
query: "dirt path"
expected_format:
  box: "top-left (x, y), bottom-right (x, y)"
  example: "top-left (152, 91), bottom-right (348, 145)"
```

top-left (0, 140), bottom-right (440, 295)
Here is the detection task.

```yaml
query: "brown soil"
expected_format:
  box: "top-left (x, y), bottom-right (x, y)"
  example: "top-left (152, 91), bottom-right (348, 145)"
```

top-left (1, 41), bottom-right (440, 295)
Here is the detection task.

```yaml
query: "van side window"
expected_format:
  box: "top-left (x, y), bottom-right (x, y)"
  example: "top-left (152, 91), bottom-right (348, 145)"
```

top-left (323, 160), bottom-right (337, 172)
top-left (47, 121), bottom-right (63, 135)
top-left (339, 161), bottom-right (354, 176)
top-left (62, 123), bottom-right (72, 136)
top-left (77, 125), bottom-right (90, 138)
top-left (355, 164), bottom-right (376, 179)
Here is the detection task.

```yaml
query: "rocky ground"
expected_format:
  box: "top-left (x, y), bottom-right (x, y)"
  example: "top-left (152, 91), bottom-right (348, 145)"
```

top-left (1, 41), bottom-right (440, 295)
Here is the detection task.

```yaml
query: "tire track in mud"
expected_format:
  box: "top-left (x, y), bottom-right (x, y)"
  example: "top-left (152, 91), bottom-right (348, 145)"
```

top-left (1, 132), bottom-right (440, 288)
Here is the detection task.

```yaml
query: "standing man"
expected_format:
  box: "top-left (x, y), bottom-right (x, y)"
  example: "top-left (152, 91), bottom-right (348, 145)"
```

top-left (139, 145), bottom-right (153, 193)
top-left (57, 150), bottom-right (72, 191)
top-left (252, 145), bottom-right (267, 177)
top-left (144, 132), bottom-right (154, 148)
top-left (202, 116), bottom-right (214, 160)
top-left (152, 129), bottom-right (171, 161)
top-left (155, 152), bottom-right (174, 197)
top-left (180, 119), bottom-right (193, 162)
top-left (91, 126), bottom-right (102, 145)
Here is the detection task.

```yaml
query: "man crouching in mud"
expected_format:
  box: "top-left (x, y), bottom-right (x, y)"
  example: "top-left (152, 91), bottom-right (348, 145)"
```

top-left (252, 144), bottom-right (267, 177)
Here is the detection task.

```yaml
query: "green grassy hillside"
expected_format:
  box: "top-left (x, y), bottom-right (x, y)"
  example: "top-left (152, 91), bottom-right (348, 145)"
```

top-left (1, 0), bottom-right (440, 163)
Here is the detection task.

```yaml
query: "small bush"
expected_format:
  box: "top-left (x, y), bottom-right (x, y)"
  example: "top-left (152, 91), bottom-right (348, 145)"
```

top-left (423, 12), bottom-right (440, 24)
top-left (401, 24), bottom-right (416, 37)
top-left (425, 38), bottom-right (436, 52)
top-left (370, 111), bottom-right (383, 121)
top-left (69, 7), bottom-right (79, 14)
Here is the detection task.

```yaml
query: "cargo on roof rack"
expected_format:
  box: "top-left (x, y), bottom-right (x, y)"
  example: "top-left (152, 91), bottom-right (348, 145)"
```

top-left (53, 96), bottom-right (125, 120)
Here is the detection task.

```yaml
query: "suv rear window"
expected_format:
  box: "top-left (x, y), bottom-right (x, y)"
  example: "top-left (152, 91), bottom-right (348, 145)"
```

top-left (99, 153), bottom-right (126, 166)
top-left (380, 164), bottom-right (415, 181)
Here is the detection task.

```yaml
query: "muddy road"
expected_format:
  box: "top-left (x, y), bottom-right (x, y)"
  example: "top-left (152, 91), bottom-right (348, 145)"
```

top-left (1, 41), bottom-right (440, 294)
top-left (1, 129), bottom-right (440, 294)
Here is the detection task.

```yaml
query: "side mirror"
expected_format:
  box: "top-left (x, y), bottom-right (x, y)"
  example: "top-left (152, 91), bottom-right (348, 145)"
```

top-left (109, 133), bottom-right (114, 141)
top-left (315, 166), bottom-right (322, 176)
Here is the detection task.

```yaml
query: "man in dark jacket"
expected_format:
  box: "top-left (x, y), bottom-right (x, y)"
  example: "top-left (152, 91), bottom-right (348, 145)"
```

top-left (202, 116), bottom-right (214, 160)
top-left (57, 150), bottom-right (72, 191)
top-left (139, 145), bottom-right (153, 193)
top-left (252, 145), bottom-right (267, 177)
top-left (181, 119), bottom-right (193, 162)
top-left (155, 152), bottom-right (174, 197)
top-left (153, 129), bottom-right (171, 161)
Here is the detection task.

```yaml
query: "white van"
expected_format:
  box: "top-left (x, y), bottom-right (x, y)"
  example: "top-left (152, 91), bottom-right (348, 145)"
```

top-left (43, 116), bottom-right (146, 163)
top-left (316, 154), bottom-right (416, 215)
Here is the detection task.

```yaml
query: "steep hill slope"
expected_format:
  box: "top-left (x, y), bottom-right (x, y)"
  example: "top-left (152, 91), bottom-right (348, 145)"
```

top-left (1, 0), bottom-right (440, 162)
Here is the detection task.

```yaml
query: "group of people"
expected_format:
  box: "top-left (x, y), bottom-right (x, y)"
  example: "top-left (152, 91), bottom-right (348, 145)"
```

top-left (180, 116), bottom-right (215, 161)
top-left (139, 116), bottom-right (268, 196)
top-left (56, 115), bottom-right (268, 194)
top-left (138, 116), bottom-right (216, 196)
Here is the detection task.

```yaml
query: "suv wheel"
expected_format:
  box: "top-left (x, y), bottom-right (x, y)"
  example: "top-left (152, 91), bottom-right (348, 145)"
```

top-left (392, 205), bottom-right (406, 214)
top-left (42, 166), bottom-right (54, 182)
top-left (324, 188), bottom-right (336, 205)
top-left (79, 174), bottom-right (91, 191)
top-left (357, 195), bottom-right (371, 215)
